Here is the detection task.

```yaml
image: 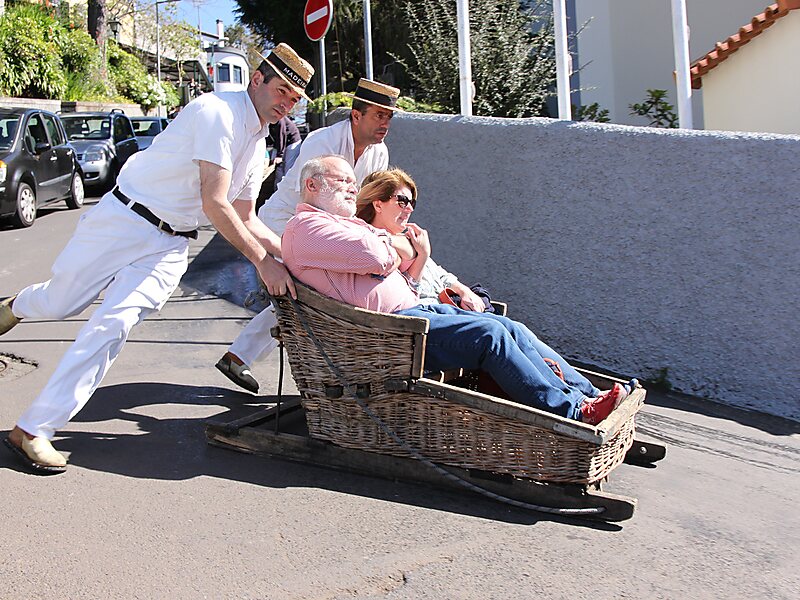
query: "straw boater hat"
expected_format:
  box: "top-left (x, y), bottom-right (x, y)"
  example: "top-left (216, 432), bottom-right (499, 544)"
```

top-left (349, 78), bottom-right (403, 112)
top-left (261, 43), bottom-right (314, 101)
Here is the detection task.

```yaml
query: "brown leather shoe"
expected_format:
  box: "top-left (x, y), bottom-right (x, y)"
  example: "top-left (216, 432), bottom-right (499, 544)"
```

top-left (4, 427), bottom-right (67, 474)
top-left (0, 295), bottom-right (20, 336)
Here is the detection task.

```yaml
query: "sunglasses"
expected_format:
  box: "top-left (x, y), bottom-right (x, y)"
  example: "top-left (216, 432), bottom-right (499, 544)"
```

top-left (391, 193), bottom-right (416, 209)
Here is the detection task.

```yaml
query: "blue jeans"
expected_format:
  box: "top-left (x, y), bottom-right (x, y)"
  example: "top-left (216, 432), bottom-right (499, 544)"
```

top-left (395, 304), bottom-right (600, 420)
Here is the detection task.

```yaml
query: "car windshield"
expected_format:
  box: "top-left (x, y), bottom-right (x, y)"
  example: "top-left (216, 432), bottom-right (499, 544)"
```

top-left (0, 115), bottom-right (20, 151)
top-left (132, 119), bottom-right (161, 136)
top-left (61, 116), bottom-right (111, 140)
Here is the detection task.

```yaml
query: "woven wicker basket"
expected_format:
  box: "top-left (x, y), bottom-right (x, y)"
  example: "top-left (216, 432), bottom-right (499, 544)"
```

top-left (273, 284), bottom-right (641, 485)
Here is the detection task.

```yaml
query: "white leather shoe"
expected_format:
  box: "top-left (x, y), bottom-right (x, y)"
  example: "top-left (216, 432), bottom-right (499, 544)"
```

top-left (4, 434), bottom-right (67, 474)
top-left (0, 295), bottom-right (20, 336)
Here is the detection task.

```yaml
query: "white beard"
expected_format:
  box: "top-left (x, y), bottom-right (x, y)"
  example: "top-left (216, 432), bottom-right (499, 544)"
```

top-left (318, 188), bottom-right (356, 218)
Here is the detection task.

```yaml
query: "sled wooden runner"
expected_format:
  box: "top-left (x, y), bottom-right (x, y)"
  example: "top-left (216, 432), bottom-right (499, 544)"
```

top-left (205, 398), bottom-right (663, 522)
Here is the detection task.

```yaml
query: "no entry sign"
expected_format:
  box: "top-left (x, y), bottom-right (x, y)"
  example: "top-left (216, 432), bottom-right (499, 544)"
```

top-left (304, 0), bottom-right (333, 42)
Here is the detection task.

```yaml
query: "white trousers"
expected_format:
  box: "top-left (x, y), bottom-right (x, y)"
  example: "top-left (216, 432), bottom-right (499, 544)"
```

top-left (227, 306), bottom-right (279, 367)
top-left (13, 194), bottom-right (189, 439)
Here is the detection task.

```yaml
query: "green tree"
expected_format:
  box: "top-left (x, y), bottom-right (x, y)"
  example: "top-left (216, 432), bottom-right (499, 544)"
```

top-left (573, 102), bottom-right (610, 123)
top-left (225, 22), bottom-right (265, 69)
top-left (629, 89), bottom-right (679, 128)
top-left (399, 0), bottom-right (555, 117)
top-left (234, 0), bottom-right (556, 116)
top-left (0, 4), bottom-right (68, 98)
top-left (107, 40), bottom-right (179, 111)
top-left (122, 2), bottom-right (200, 84)
top-left (233, 0), bottom-right (412, 94)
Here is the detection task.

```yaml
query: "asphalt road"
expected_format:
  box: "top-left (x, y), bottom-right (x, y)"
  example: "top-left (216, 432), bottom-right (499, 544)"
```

top-left (1, 198), bottom-right (798, 599)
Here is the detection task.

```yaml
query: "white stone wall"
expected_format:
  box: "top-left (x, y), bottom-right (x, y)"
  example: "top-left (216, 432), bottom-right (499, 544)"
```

top-left (0, 97), bottom-right (61, 112)
top-left (388, 113), bottom-right (800, 420)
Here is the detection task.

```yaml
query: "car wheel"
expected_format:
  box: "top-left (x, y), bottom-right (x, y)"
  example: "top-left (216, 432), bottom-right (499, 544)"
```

top-left (12, 182), bottom-right (36, 228)
top-left (66, 172), bottom-right (85, 209)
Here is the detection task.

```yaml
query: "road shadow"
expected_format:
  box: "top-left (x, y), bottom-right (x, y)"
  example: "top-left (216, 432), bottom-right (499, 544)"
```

top-left (181, 232), bottom-right (267, 311)
top-left (640, 386), bottom-right (799, 436)
top-left (0, 381), bottom-right (622, 530)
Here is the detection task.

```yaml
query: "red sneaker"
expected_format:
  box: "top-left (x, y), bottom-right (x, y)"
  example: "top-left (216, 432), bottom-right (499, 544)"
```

top-left (580, 383), bottom-right (629, 425)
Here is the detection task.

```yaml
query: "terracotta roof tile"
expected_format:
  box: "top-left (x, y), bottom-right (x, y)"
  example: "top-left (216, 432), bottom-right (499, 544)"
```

top-left (689, 2), bottom-right (798, 89)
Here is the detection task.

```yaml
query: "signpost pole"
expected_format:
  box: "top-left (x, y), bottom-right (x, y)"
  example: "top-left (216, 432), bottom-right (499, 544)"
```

top-left (456, 0), bottom-right (473, 117)
top-left (319, 37), bottom-right (327, 127)
top-left (363, 0), bottom-right (374, 79)
top-left (304, 0), bottom-right (334, 130)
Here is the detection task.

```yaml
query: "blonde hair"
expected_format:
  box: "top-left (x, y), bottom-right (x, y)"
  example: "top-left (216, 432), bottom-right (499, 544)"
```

top-left (355, 168), bottom-right (417, 223)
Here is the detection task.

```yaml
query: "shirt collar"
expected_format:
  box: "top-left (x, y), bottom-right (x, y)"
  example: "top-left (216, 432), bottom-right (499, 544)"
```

top-left (296, 202), bottom-right (322, 215)
top-left (243, 90), bottom-right (271, 138)
top-left (295, 203), bottom-right (365, 225)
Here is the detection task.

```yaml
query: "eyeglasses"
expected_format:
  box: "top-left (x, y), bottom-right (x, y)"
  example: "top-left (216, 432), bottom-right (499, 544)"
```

top-left (318, 173), bottom-right (359, 190)
top-left (391, 193), bottom-right (416, 209)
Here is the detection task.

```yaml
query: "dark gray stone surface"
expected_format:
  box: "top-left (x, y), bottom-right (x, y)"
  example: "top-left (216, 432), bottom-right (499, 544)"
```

top-left (388, 114), bottom-right (800, 420)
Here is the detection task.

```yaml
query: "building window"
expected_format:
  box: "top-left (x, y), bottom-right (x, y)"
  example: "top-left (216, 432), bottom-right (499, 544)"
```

top-left (217, 63), bottom-right (230, 83)
top-left (233, 65), bottom-right (243, 85)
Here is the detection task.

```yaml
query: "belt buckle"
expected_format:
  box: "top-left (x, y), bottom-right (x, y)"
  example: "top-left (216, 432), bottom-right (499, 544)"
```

top-left (157, 219), bottom-right (175, 236)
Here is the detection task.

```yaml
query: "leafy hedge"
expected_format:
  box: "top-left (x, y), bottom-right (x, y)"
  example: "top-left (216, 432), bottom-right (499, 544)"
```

top-left (0, 4), bottom-right (67, 98)
top-left (307, 91), bottom-right (445, 115)
top-left (0, 3), bottom-right (178, 111)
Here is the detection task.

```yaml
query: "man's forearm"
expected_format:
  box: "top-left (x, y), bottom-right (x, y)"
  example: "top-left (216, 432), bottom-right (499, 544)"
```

top-left (243, 213), bottom-right (282, 258)
top-left (200, 161), bottom-right (272, 266)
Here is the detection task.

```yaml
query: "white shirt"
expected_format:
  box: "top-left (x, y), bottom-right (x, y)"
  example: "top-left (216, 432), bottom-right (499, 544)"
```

top-left (116, 91), bottom-right (269, 230)
top-left (258, 119), bottom-right (389, 235)
top-left (417, 257), bottom-right (461, 304)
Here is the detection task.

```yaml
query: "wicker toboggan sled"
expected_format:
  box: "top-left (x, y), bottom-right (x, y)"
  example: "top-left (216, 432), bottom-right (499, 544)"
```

top-left (206, 282), bottom-right (666, 521)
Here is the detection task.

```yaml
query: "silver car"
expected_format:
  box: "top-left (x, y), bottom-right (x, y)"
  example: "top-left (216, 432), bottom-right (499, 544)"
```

top-left (130, 117), bottom-right (169, 151)
top-left (60, 110), bottom-right (139, 191)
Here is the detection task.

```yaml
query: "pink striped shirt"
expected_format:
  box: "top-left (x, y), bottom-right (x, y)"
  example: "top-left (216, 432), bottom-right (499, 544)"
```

top-left (282, 204), bottom-right (420, 313)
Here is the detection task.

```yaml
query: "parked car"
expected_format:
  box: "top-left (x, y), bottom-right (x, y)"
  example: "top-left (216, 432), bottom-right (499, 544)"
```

top-left (0, 107), bottom-right (84, 228)
top-left (130, 116), bottom-right (169, 151)
top-left (60, 110), bottom-right (139, 191)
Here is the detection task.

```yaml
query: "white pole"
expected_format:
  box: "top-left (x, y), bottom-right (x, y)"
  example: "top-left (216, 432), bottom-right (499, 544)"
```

top-left (553, 0), bottom-right (571, 120)
top-left (156, 3), bottom-right (162, 83)
top-left (320, 37), bottom-right (327, 127)
top-left (363, 0), bottom-right (374, 79)
top-left (156, 3), bottom-right (162, 118)
top-left (456, 0), bottom-right (473, 116)
top-left (670, 0), bottom-right (694, 129)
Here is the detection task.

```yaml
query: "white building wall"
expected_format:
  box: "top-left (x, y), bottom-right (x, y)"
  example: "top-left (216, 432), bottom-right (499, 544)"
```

top-left (574, 0), bottom-right (767, 127)
top-left (702, 12), bottom-right (800, 135)
top-left (210, 51), bottom-right (249, 93)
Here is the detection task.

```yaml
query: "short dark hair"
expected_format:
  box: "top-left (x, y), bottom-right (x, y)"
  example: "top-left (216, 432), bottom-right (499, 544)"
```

top-left (349, 99), bottom-right (372, 121)
top-left (352, 99), bottom-right (370, 114)
top-left (256, 61), bottom-right (280, 84)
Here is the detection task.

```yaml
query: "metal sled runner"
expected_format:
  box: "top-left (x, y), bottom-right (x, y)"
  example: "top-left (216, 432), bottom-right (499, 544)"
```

top-left (206, 283), bottom-right (666, 521)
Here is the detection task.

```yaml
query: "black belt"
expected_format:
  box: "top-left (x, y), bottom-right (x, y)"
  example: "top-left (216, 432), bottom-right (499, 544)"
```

top-left (113, 187), bottom-right (198, 239)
